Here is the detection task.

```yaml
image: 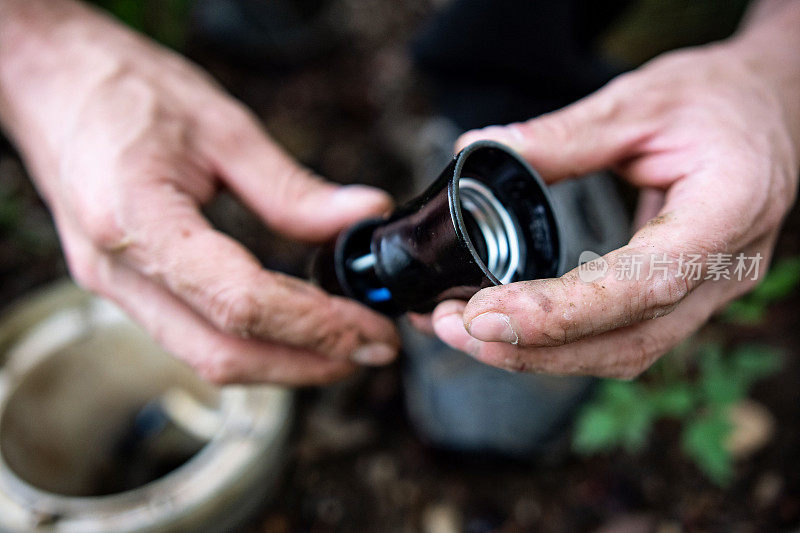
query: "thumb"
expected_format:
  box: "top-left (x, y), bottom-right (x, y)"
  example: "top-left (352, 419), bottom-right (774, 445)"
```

top-left (203, 109), bottom-right (392, 242)
top-left (455, 87), bottom-right (645, 183)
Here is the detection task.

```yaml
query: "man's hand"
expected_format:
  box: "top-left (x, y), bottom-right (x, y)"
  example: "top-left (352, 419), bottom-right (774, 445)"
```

top-left (0, 0), bottom-right (400, 385)
top-left (431, 2), bottom-right (800, 379)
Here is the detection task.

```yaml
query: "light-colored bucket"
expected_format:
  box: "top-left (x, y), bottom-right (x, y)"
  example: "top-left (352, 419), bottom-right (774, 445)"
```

top-left (0, 281), bottom-right (293, 533)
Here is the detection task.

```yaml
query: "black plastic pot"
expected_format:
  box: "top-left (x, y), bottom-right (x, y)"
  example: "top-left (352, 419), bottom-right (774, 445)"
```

top-left (312, 141), bottom-right (563, 314)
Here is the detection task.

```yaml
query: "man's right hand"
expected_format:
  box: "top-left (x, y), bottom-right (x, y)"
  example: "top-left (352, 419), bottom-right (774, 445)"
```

top-left (0, 0), bottom-right (400, 385)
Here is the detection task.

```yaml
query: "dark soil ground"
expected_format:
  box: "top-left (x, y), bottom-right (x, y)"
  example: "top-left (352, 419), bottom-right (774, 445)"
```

top-left (1, 1), bottom-right (799, 531)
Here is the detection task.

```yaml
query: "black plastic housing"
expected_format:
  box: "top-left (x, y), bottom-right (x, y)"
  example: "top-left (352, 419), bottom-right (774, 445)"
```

top-left (312, 141), bottom-right (562, 315)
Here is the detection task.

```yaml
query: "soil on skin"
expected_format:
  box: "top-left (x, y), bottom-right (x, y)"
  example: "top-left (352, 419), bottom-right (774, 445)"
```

top-left (1, 1), bottom-right (799, 531)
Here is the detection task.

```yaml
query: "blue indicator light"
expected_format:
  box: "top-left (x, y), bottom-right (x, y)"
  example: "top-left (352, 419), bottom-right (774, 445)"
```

top-left (366, 287), bottom-right (392, 303)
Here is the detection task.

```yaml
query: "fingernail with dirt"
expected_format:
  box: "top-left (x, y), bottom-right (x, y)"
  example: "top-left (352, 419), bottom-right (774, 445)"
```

top-left (467, 312), bottom-right (518, 344)
top-left (350, 343), bottom-right (396, 366)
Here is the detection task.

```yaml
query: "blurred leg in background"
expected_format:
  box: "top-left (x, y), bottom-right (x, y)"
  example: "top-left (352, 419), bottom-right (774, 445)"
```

top-left (401, 0), bottom-right (631, 456)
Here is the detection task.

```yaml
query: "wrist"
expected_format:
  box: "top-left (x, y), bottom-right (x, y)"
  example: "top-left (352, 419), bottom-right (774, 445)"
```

top-left (0, 2), bottom-right (111, 158)
top-left (725, 2), bottom-right (800, 152)
top-left (0, 0), bottom-right (164, 196)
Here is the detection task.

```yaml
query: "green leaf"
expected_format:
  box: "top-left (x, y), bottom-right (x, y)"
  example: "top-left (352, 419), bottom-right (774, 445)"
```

top-left (598, 379), bottom-right (643, 405)
top-left (701, 368), bottom-right (744, 406)
top-left (103, 0), bottom-right (147, 32)
top-left (697, 343), bottom-right (724, 381)
top-left (750, 256), bottom-right (800, 302)
top-left (682, 411), bottom-right (734, 486)
top-left (89, 0), bottom-right (192, 49)
top-left (619, 403), bottom-right (655, 452)
top-left (697, 343), bottom-right (782, 406)
top-left (722, 299), bottom-right (766, 324)
top-left (698, 344), bottom-right (744, 406)
top-left (723, 256), bottom-right (800, 324)
top-left (573, 340), bottom-right (780, 486)
top-left (648, 384), bottom-right (695, 417)
top-left (730, 345), bottom-right (782, 386)
top-left (572, 406), bottom-right (621, 454)
top-left (573, 379), bottom-right (654, 454)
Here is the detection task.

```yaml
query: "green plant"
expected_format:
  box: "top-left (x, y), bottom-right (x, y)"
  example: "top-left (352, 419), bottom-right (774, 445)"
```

top-left (723, 255), bottom-right (800, 324)
top-left (0, 181), bottom-right (57, 255)
top-left (574, 258), bottom-right (798, 485)
top-left (572, 343), bottom-right (781, 486)
top-left (89, 0), bottom-right (193, 50)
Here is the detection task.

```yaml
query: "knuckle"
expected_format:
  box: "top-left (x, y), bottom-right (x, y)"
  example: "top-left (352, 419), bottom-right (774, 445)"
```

top-left (207, 287), bottom-right (261, 337)
top-left (581, 91), bottom-right (624, 123)
top-left (502, 350), bottom-right (528, 372)
top-left (271, 167), bottom-right (325, 216)
top-left (214, 122), bottom-right (249, 157)
top-left (314, 329), bottom-right (355, 359)
top-left (306, 300), bottom-right (362, 358)
top-left (500, 350), bottom-right (528, 372)
top-left (535, 113), bottom-right (574, 146)
top-left (78, 204), bottom-right (131, 252)
top-left (534, 318), bottom-right (570, 346)
top-left (643, 272), bottom-right (690, 316)
top-left (618, 335), bottom-right (666, 379)
top-left (254, 288), bottom-right (341, 354)
top-left (207, 101), bottom-right (260, 153)
top-left (605, 71), bottom-right (636, 93)
top-left (221, 99), bottom-right (256, 129)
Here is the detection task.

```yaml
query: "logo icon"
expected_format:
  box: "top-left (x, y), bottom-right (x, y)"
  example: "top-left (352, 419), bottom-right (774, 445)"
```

top-left (578, 250), bottom-right (608, 283)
